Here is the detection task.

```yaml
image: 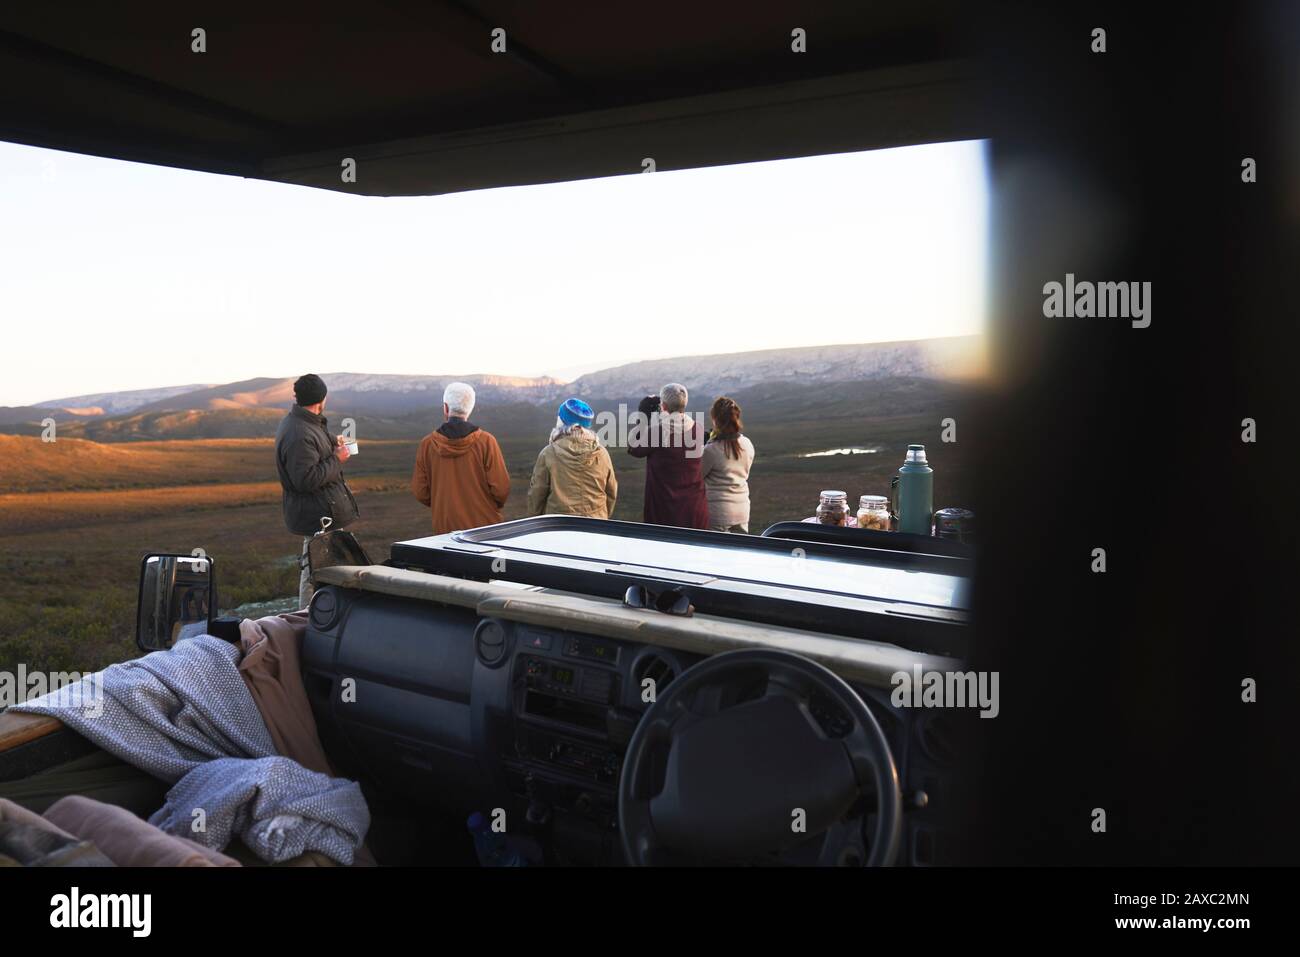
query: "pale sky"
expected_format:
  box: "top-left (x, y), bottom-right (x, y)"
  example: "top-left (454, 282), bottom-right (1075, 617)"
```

top-left (0, 138), bottom-right (988, 408)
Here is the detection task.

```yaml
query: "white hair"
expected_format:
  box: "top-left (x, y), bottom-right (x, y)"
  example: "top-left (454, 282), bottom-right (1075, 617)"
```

top-left (443, 381), bottom-right (476, 418)
top-left (549, 416), bottom-right (586, 444)
top-left (660, 383), bottom-right (688, 413)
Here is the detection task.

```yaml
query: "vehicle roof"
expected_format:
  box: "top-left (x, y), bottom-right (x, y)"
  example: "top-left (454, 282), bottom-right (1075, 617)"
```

top-left (0, 2), bottom-right (979, 196)
top-left (388, 516), bottom-right (972, 658)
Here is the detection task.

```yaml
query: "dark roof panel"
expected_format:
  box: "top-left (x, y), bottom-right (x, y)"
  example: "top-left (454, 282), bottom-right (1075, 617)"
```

top-left (0, 2), bottom-right (976, 194)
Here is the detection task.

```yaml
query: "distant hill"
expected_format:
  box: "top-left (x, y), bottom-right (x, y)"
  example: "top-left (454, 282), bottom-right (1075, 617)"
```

top-left (2, 375), bottom-right (974, 494)
top-left (568, 336), bottom-right (982, 399)
top-left (316, 373), bottom-right (562, 415)
top-left (4, 337), bottom-right (981, 441)
top-left (83, 372), bottom-right (564, 418)
top-left (65, 408), bottom-right (288, 442)
top-left (35, 383), bottom-right (211, 416)
top-left (127, 378), bottom-right (294, 415)
top-left (0, 405), bottom-right (100, 428)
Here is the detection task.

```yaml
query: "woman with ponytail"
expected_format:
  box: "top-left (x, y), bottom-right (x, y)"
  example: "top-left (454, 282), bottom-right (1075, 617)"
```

top-left (701, 396), bottom-right (755, 532)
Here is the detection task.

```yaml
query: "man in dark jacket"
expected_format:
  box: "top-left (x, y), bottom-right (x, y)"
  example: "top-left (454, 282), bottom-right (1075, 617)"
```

top-left (627, 383), bottom-right (708, 529)
top-left (275, 373), bottom-right (359, 608)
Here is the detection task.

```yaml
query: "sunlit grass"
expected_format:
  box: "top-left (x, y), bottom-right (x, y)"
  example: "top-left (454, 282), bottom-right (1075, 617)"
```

top-left (0, 403), bottom-right (971, 673)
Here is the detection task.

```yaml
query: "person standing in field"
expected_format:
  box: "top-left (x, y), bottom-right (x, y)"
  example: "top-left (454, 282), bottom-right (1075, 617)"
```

top-left (411, 381), bottom-right (511, 534)
top-left (274, 373), bottom-right (359, 609)
top-left (527, 397), bottom-right (618, 519)
top-left (700, 396), bottom-right (755, 533)
top-left (627, 383), bottom-right (708, 529)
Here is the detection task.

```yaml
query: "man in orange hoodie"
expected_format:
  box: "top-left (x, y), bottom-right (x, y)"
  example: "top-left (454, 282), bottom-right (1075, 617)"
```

top-left (411, 381), bottom-right (511, 533)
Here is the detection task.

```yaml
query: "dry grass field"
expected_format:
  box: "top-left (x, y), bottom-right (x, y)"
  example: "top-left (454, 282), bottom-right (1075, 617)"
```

top-left (0, 434), bottom-right (422, 493)
top-left (0, 401), bottom-right (971, 674)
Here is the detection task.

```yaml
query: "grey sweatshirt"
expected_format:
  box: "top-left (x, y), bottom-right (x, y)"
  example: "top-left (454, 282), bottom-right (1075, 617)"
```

top-left (700, 434), bottom-right (755, 528)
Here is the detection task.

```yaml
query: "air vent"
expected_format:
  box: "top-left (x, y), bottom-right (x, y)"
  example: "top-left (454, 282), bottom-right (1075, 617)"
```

top-left (633, 652), bottom-right (677, 703)
top-left (474, 619), bottom-right (508, 667)
top-left (309, 588), bottom-right (339, 630)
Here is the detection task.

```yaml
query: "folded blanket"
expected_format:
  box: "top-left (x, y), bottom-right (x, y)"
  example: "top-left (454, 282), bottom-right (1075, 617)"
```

top-left (13, 637), bottom-right (276, 781)
top-left (45, 795), bottom-right (240, 867)
top-left (13, 636), bottom-right (369, 865)
top-left (148, 756), bottom-right (368, 865)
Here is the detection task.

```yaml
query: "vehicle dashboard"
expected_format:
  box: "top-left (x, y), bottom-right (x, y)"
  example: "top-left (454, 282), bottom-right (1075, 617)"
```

top-left (302, 582), bottom-right (957, 866)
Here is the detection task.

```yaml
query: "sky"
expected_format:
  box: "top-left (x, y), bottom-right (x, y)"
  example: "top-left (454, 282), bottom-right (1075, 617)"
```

top-left (0, 137), bottom-right (989, 407)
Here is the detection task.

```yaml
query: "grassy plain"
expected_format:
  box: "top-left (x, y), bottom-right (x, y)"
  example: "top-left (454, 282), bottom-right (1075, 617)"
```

top-left (0, 388), bottom-right (972, 673)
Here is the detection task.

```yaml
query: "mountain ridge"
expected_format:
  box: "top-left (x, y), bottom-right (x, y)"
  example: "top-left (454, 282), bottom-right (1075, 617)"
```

top-left (29, 336), bottom-right (979, 417)
top-left (1, 376), bottom-right (973, 482)
top-left (4, 337), bottom-right (983, 440)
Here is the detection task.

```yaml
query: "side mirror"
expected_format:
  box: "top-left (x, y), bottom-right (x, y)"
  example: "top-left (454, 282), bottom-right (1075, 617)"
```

top-left (136, 554), bottom-right (215, 652)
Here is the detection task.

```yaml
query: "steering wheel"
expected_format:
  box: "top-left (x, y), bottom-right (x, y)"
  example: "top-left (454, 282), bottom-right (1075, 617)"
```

top-left (619, 648), bottom-right (902, 866)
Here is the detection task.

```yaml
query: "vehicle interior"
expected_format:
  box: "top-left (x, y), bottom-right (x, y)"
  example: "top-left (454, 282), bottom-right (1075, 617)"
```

top-left (1, 518), bottom-right (971, 866)
top-left (0, 2), bottom-right (980, 866)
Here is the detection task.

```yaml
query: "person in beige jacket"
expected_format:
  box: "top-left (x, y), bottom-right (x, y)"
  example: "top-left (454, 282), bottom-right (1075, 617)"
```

top-left (701, 396), bottom-right (755, 532)
top-left (527, 398), bottom-right (618, 519)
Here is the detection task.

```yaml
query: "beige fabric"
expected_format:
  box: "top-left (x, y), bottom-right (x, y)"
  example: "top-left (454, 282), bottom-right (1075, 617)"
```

top-left (527, 429), bottom-right (617, 518)
top-left (44, 795), bottom-right (240, 867)
top-left (701, 434), bottom-right (755, 529)
top-left (238, 611), bottom-right (380, 867)
top-left (238, 612), bottom-right (333, 778)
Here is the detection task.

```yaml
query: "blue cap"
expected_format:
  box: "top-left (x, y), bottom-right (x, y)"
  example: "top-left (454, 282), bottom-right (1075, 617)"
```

top-left (558, 397), bottom-right (595, 429)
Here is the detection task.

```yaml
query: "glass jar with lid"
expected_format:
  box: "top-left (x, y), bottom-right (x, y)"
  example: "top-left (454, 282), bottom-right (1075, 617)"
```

top-left (816, 490), bottom-right (849, 526)
top-left (934, 507), bottom-right (975, 542)
top-left (856, 494), bottom-right (891, 531)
